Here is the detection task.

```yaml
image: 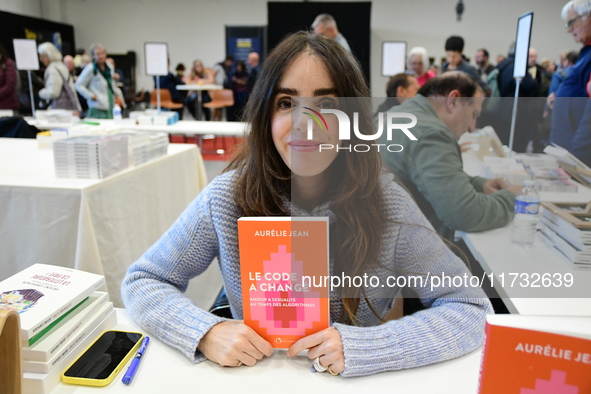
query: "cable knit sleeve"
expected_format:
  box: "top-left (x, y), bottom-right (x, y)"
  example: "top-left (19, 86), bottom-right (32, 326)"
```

top-left (333, 177), bottom-right (492, 377)
top-left (121, 177), bottom-right (228, 362)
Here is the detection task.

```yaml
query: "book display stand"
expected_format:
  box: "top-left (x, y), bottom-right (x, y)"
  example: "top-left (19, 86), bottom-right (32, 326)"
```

top-left (0, 309), bottom-right (22, 394)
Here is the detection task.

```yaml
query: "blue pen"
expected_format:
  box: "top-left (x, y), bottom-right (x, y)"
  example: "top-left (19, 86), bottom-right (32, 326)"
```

top-left (122, 336), bottom-right (150, 385)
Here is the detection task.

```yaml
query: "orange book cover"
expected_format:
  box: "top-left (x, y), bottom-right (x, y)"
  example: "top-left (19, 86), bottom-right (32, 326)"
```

top-left (478, 315), bottom-right (591, 394)
top-left (237, 217), bottom-right (330, 349)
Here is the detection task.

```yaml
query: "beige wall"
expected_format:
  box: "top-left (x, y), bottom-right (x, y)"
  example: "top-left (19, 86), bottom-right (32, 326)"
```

top-left (1, 0), bottom-right (579, 96)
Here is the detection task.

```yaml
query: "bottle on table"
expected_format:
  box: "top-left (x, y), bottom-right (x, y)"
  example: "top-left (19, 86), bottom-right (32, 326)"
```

top-left (113, 104), bottom-right (122, 123)
top-left (511, 180), bottom-right (540, 247)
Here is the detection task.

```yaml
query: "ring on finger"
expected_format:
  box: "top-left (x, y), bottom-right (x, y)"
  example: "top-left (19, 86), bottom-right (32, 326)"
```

top-left (327, 365), bottom-right (340, 376)
top-left (313, 357), bottom-right (327, 372)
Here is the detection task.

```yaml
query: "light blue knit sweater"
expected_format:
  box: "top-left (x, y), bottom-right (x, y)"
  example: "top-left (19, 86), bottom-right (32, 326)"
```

top-left (121, 170), bottom-right (492, 377)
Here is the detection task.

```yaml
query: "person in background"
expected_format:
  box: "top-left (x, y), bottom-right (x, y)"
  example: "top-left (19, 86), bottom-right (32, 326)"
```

top-left (246, 52), bottom-right (260, 95)
top-left (549, 51), bottom-right (578, 97)
top-left (528, 48), bottom-right (552, 96)
top-left (474, 48), bottom-right (495, 81)
top-left (122, 31), bottom-right (492, 377)
top-left (37, 42), bottom-right (81, 112)
top-left (0, 44), bottom-right (19, 112)
top-left (174, 63), bottom-right (186, 84)
top-left (311, 13), bottom-right (352, 54)
top-left (496, 54), bottom-right (506, 65)
top-left (75, 43), bottom-right (125, 119)
top-left (430, 64), bottom-right (440, 76)
top-left (174, 63), bottom-right (187, 101)
top-left (74, 48), bottom-right (85, 68)
top-left (229, 60), bottom-right (248, 121)
top-left (407, 47), bottom-right (435, 86)
top-left (63, 55), bottom-right (76, 78)
top-left (540, 58), bottom-right (557, 74)
top-left (376, 73), bottom-right (420, 113)
top-left (550, 0), bottom-right (591, 165)
top-left (379, 72), bottom-right (521, 242)
top-left (441, 36), bottom-right (480, 79)
top-left (154, 59), bottom-right (183, 119)
top-left (106, 57), bottom-right (124, 85)
top-left (213, 55), bottom-right (234, 89)
top-left (493, 41), bottom-right (541, 152)
top-left (64, 54), bottom-right (87, 114)
top-left (75, 53), bottom-right (91, 77)
top-left (184, 59), bottom-right (215, 120)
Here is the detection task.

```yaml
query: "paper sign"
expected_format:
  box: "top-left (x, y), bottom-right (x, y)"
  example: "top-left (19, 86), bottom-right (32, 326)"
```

top-left (13, 39), bottom-right (39, 70)
top-left (382, 42), bottom-right (407, 77)
top-left (513, 12), bottom-right (533, 79)
top-left (144, 42), bottom-right (168, 76)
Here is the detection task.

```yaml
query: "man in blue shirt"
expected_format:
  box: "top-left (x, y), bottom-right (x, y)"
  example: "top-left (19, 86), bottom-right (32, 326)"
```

top-left (549, 0), bottom-right (591, 165)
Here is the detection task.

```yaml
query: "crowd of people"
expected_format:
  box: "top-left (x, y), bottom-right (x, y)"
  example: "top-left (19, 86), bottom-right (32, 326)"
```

top-left (379, 0), bottom-right (591, 166)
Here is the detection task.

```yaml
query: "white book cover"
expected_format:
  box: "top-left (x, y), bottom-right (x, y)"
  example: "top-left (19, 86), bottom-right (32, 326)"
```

top-left (542, 210), bottom-right (591, 241)
top-left (0, 264), bottom-right (105, 344)
top-left (22, 291), bottom-right (109, 361)
top-left (22, 307), bottom-right (116, 394)
top-left (23, 302), bottom-right (114, 373)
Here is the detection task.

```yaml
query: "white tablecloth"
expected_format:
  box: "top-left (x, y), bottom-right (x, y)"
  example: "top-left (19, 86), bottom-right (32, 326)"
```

top-left (0, 139), bottom-right (207, 307)
top-left (46, 308), bottom-right (482, 394)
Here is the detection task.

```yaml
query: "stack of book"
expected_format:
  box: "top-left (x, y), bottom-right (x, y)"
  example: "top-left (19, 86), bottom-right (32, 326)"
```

top-left (539, 202), bottom-right (591, 270)
top-left (35, 109), bottom-right (78, 124)
top-left (118, 131), bottom-right (169, 166)
top-left (136, 110), bottom-right (179, 126)
top-left (481, 155), bottom-right (578, 192)
top-left (0, 264), bottom-right (115, 394)
top-left (544, 143), bottom-right (591, 187)
top-left (53, 135), bottom-right (129, 179)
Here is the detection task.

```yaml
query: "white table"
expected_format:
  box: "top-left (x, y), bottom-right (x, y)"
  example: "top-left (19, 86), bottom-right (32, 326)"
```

top-left (176, 84), bottom-right (223, 120)
top-left (461, 151), bottom-right (591, 316)
top-left (49, 309), bottom-right (482, 394)
top-left (0, 139), bottom-right (208, 307)
top-left (27, 119), bottom-right (249, 137)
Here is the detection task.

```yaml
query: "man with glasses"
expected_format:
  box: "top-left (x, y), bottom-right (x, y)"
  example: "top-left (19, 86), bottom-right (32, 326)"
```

top-left (549, 0), bottom-right (591, 165)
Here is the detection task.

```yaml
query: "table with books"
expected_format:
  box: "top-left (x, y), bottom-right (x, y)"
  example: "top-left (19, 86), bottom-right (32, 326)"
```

top-left (0, 138), bottom-right (207, 308)
top-left (41, 307), bottom-right (481, 394)
top-left (461, 148), bottom-right (591, 316)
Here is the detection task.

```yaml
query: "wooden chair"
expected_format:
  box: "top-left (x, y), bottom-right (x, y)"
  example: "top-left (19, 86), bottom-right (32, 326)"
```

top-left (150, 89), bottom-right (184, 110)
top-left (0, 309), bottom-right (22, 394)
top-left (203, 89), bottom-right (234, 121)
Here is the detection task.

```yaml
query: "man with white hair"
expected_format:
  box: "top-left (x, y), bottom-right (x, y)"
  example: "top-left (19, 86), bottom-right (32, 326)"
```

top-left (311, 13), bottom-right (352, 54)
top-left (549, 0), bottom-right (591, 165)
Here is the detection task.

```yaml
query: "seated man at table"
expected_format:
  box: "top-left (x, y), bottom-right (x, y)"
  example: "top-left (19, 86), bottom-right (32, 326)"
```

top-left (379, 72), bottom-right (521, 241)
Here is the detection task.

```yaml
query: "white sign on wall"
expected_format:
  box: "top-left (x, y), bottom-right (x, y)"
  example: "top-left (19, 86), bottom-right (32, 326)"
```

top-left (513, 12), bottom-right (533, 79)
top-left (13, 39), bottom-right (39, 70)
top-left (381, 42), bottom-right (407, 77)
top-left (144, 42), bottom-right (168, 76)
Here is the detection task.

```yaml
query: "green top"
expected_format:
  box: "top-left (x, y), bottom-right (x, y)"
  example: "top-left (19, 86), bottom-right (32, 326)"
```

top-left (379, 94), bottom-right (515, 241)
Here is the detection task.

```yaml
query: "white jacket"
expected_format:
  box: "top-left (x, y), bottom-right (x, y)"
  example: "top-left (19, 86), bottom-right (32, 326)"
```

top-left (75, 63), bottom-right (124, 110)
top-left (39, 61), bottom-right (81, 111)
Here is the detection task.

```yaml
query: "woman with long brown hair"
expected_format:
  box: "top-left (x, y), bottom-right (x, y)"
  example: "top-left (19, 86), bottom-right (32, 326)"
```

top-left (184, 59), bottom-right (215, 120)
top-left (122, 31), bottom-right (491, 377)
